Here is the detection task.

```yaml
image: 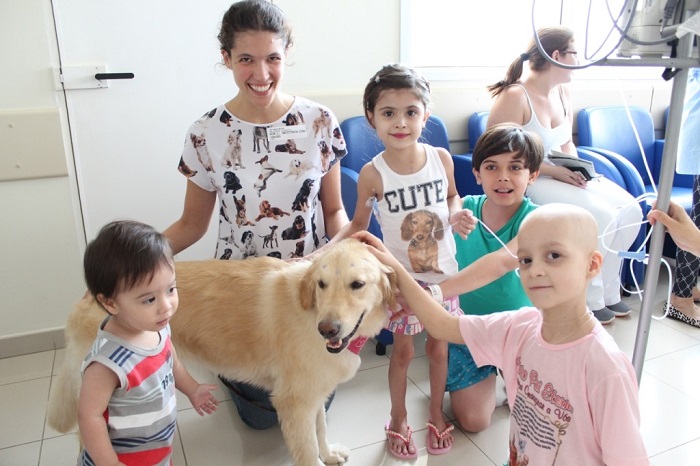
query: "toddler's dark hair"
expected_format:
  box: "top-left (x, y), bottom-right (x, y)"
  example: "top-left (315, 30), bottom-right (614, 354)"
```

top-left (84, 220), bottom-right (174, 300)
top-left (472, 123), bottom-right (544, 172)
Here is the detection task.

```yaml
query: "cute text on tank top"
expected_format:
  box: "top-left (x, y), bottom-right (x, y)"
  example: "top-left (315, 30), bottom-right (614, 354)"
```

top-left (372, 144), bottom-right (458, 283)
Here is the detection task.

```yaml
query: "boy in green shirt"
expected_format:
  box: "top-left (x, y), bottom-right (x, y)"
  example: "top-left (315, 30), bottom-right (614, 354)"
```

top-left (440, 123), bottom-right (542, 432)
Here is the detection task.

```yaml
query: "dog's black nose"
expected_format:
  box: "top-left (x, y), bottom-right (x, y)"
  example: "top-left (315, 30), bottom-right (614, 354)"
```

top-left (318, 321), bottom-right (340, 339)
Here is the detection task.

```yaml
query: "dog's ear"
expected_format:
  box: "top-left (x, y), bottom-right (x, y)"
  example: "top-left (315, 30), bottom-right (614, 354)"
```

top-left (433, 212), bottom-right (445, 240)
top-left (379, 263), bottom-right (398, 310)
top-left (299, 264), bottom-right (316, 310)
top-left (400, 213), bottom-right (414, 241)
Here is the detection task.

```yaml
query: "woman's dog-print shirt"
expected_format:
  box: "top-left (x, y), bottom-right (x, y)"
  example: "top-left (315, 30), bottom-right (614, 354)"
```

top-left (77, 319), bottom-right (176, 466)
top-left (179, 97), bottom-right (346, 260)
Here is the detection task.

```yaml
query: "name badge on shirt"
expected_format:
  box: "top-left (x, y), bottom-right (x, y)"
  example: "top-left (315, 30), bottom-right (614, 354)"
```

top-left (267, 125), bottom-right (308, 142)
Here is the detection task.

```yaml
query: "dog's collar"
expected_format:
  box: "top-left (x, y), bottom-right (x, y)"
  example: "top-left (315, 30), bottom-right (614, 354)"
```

top-left (347, 335), bottom-right (368, 355)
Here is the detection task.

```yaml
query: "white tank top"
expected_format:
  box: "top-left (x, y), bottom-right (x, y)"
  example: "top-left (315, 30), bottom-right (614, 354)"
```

top-left (372, 144), bottom-right (457, 283)
top-left (515, 83), bottom-right (571, 164)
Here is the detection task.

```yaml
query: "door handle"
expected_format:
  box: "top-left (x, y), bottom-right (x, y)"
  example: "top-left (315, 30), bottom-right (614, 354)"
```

top-left (55, 66), bottom-right (132, 90)
top-left (94, 72), bottom-right (134, 80)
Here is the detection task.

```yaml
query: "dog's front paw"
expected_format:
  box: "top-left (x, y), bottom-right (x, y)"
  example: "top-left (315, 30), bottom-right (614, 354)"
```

top-left (321, 443), bottom-right (350, 465)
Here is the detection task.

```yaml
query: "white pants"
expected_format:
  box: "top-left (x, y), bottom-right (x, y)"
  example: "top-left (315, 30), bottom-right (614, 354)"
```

top-left (527, 176), bottom-right (643, 310)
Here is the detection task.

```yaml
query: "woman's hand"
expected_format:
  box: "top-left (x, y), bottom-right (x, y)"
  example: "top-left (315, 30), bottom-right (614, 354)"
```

top-left (548, 165), bottom-right (587, 188)
top-left (648, 201), bottom-right (700, 257)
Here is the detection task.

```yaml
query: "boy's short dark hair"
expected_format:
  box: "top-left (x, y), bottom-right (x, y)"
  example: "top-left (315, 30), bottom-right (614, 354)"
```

top-left (472, 123), bottom-right (544, 172)
top-left (84, 220), bottom-right (174, 299)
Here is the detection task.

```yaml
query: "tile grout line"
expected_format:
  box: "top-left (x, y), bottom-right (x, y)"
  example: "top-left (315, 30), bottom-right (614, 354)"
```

top-left (37, 350), bottom-right (58, 465)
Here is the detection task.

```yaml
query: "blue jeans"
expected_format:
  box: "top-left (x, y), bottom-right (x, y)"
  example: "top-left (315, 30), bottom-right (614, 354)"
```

top-left (219, 376), bottom-right (335, 430)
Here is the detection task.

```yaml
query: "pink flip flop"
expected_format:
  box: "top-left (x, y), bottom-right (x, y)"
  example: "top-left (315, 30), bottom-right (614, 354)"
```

top-left (385, 420), bottom-right (418, 459)
top-left (426, 421), bottom-right (454, 455)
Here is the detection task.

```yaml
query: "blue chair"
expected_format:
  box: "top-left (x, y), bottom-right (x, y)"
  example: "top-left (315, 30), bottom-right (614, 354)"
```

top-left (576, 146), bottom-right (648, 286)
top-left (340, 166), bottom-right (382, 239)
top-left (455, 110), bottom-right (631, 196)
top-left (452, 112), bottom-right (490, 197)
top-left (577, 106), bottom-right (670, 280)
top-left (338, 120), bottom-right (390, 354)
top-left (420, 114), bottom-right (451, 151)
top-left (339, 116), bottom-right (383, 174)
top-left (467, 111), bottom-right (490, 153)
top-left (454, 111), bottom-right (621, 197)
top-left (577, 106), bottom-right (693, 211)
top-left (452, 153), bottom-right (479, 197)
top-left (577, 147), bottom-right (627, 187)
top-left (340, 113), bottom-right (453, 173)
top-left (577, 105), bottom-right (693, 259)
top-left (339, 114), bottom-right (453, 355)
top-left (450, 111), bottom-right (623, 197)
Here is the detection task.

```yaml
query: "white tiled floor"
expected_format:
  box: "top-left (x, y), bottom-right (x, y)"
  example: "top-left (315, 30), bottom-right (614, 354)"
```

top-left (2, 267), bottom-right (700, 465)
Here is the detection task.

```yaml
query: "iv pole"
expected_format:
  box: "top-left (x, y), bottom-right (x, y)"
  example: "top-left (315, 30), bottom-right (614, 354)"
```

top-left (596, 12), bottom-right (697, 382)
top-left (532, 0), bottom-right (699, 382)
top-left (629, 34), bottom-right (691, 383)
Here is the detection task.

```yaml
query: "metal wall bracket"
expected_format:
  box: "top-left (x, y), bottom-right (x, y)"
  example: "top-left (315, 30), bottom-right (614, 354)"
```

top-left (54, 65), bottom-right (109, 90)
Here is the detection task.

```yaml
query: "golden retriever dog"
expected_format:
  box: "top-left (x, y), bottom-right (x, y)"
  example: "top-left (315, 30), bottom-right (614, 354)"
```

top-left (47, 238), bottom-right (395, 466)
top-left (400, 209), bottom-right (445, 274)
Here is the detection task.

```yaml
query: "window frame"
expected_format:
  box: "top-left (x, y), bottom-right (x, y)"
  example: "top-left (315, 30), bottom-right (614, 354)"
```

top-left (399, 0), bottom-right (664, 83)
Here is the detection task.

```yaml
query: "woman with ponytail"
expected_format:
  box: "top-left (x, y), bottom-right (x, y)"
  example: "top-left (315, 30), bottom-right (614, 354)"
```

top-left (487, 26), bottom-right (643, 324)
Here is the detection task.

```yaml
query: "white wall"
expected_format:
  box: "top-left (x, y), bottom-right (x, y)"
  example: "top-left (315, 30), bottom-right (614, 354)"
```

top-left (1, 0), bottom-right (85, 354)
top-left (0, 0), bottom-right (675, 356)
top-left (278, 0), bottom-right (400, 94)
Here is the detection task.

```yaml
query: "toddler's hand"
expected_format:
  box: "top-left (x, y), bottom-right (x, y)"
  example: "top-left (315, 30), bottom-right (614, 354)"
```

top-left (189, 384), bottom-right (219, 416)
top-left (450, 209), bottom-right (476, 239)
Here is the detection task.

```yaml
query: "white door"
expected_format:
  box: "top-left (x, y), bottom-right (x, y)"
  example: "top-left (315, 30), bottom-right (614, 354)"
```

top-left (53, 0), bottom-right (235, 259)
